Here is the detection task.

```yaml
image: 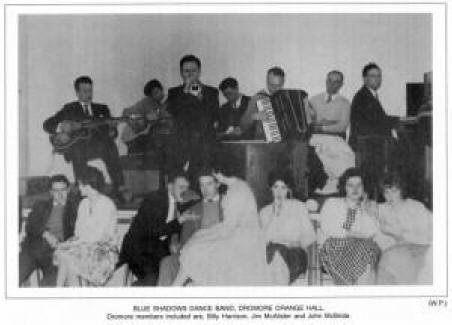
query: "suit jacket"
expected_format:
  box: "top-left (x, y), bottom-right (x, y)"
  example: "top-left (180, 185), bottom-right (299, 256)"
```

top-left (43, 101), bottom-right (117, 138)
top-left (348, 86), bottom-right (399, 150)
top-left (117, 190), bottom-right (192, 279)
top-left (22, 198), bottom-right (78, 247)
top-left (167, 84), bottom-right (219, 141)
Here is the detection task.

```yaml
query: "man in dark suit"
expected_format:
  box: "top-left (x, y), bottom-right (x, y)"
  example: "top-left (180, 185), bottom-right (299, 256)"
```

top-left (19, 175), bottom-right (79, 287)
top-left (43, 76), bottom-right (124, 194)
top-left (117, 172), bottom-right (195, 286)
top-left (217, 77), bottom-right (251, 140)
top-left (167, 55), bottom-right (219, 181)
top-left (348, 63), bottom-right (400, 151)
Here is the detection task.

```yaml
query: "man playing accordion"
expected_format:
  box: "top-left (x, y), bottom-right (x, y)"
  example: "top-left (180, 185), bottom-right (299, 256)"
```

top-left (240, 67), bottom-right (313, 199)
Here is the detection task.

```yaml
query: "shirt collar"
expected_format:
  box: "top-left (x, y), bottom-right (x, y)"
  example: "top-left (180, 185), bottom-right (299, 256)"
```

top-left (203, 194), bottom-right (220, 203)
top-left (366, 87), bottom-right (378, 98)
top-left (325, 92), bottom-right (339, 102)
top-left (79, 101), bottom-right (91, 107)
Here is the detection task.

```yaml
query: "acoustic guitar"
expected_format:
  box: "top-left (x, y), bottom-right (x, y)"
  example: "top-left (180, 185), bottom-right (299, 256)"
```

top-left (49, 116), bottom-right (129, 154)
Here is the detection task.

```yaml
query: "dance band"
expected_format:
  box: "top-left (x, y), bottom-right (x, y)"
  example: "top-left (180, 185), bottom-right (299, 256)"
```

top-left (19, 55), bottom-right (432, 287)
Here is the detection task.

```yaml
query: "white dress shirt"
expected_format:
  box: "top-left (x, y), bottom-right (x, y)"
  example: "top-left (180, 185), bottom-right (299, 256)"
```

top-left (160, 192), bottom-right (177, 241)
top-left (80, 101), bottom-right (92, 116)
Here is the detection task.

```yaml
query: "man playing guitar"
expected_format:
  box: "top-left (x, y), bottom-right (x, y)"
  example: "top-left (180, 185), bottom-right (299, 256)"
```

top-left (43, 76), bottom-right (124, 197)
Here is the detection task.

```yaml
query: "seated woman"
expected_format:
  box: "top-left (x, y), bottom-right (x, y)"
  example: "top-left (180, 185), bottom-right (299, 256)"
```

top-left (319, 167), bottom-right (380, 285)
top-left (259, 169), bottom-right (316, 285)
top-left (375, 172), bottom-right (432, 285)
top-left (54, 167), bottom-right (118, 286)
top-left (172, 171), bottom-right (272, 286)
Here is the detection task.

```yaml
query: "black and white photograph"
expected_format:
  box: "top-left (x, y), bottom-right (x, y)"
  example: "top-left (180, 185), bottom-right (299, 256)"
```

top-left (1, 1), bottom-right (450, 324)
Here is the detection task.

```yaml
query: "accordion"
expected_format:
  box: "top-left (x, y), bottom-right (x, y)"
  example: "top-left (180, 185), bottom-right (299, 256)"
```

top-left (256, 89), bottom-right (309, 142)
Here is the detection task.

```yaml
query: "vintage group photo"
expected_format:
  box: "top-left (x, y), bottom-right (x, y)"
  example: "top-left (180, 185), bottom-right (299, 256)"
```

top-left (16, 12), bottom-right (433, 289)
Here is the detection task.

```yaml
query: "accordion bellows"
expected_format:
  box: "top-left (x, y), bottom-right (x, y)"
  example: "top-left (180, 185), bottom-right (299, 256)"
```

top-left (257, 89), bottom-right (309, 142)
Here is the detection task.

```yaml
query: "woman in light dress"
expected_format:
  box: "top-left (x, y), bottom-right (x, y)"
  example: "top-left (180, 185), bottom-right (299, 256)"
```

top-left (375, 172), bottom-right (432, 285)
top-left (173, 172), bottom-right (272, 286)
top-left (54, 167), bottom-right (118, 286)
top-left (259, 169), bottom-right (316, 285)
top-left (319, 168), bottom-right (381, 285)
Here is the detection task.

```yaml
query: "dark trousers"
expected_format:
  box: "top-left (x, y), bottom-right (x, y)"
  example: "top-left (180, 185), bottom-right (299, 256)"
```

top-left (68, 135), bottom-right (124, 188)
top-left (19, 239), bottom-right (57, 287)
top-left (286, 139), bottom-right (309, 200)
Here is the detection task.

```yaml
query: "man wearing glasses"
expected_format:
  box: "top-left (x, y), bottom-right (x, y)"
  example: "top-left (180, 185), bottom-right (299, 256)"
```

top-left (19, 175), bottom-right (79, 287)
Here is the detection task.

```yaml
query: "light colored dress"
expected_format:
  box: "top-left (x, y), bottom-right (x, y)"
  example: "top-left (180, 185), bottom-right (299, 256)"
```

top-left (376, 199), bottom-right (432, 285)
top-left (178, 178), bottom-right (272, 286)
top-left (319, 197), bottom-right (381, 285)
top-left (54, 194), bottom-right (118, 285)
top-left (260, 199), bottom-right (316, 284)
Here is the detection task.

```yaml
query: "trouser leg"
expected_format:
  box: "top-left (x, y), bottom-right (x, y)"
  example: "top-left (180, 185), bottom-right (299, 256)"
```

top-left (37, 251), bottom-right (58, 287)
top-left (288, 139), bottom-right (308, 200)
top-left (18, 247), bottom-right (37, 286)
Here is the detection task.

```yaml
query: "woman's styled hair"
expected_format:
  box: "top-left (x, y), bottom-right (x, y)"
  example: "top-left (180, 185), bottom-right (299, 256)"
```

top-left (78, 167), bottom-right (105, 193)
top-left (379, 171), bottom-right (408, 199)
top-left (337, 167), bottom-right (369, 197)
top-left (267, 168), bottom-right (295, 190)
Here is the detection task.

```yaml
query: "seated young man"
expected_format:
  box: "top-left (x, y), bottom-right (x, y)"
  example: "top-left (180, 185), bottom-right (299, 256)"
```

top-left (117, 171), bottom-right (196, 286)
top-left (19, 175), bottom-right (79, 287)
top-left (157, 167), bottom-right (223, 286)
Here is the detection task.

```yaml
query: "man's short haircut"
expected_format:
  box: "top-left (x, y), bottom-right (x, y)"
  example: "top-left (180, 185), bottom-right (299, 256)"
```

top-left (74, 76), bottom-right (93, 91)
top-left (327, 70), bottom-right (344, 82)
top-left (78, 167), bottom-right (105, 193)
top-left (362, 62), bottom-right (381, 77)
top-left (167, 170), bottom-right (189, 184)
top-left (179, 55), bottom-right (201, 70)
top-left (143, 79), bottom-right (163, 97)
top-left (50, 174), bottom-right (70, 188)
top-left (267, 66), bottom-right (285, 78)
top-left (219, 77), bottom-right (238, 91)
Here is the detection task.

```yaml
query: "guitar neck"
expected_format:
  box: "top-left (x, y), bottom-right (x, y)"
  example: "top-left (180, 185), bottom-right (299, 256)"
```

top-left (81, 117), bottom-right (127, 128)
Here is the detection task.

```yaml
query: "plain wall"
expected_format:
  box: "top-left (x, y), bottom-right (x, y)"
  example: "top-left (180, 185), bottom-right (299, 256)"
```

top-left (18, 14), bottom-right (432, 177)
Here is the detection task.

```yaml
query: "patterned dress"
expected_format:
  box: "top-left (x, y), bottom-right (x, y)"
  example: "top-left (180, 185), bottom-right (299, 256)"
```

top-left (319, 198), bottom-right (381, 285)
top-left (54, 194), bottom-right (118, 286)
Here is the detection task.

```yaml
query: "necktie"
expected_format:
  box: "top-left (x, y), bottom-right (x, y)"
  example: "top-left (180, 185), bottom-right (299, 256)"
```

top-left (326, 94), bottom-right (332, 103)
top-left (343, 208), bottom-right (357, 231)
top-left (83, 104), bottom-right (90, 116)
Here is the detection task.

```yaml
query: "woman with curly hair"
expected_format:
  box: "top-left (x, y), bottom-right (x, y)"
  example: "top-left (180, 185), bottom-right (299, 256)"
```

top-left (319, 167), bottom-right (380, 285)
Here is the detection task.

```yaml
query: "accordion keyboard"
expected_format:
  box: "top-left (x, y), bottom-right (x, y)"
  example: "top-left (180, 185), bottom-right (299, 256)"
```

top-left (257, 97), bottom-right (282, 143)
